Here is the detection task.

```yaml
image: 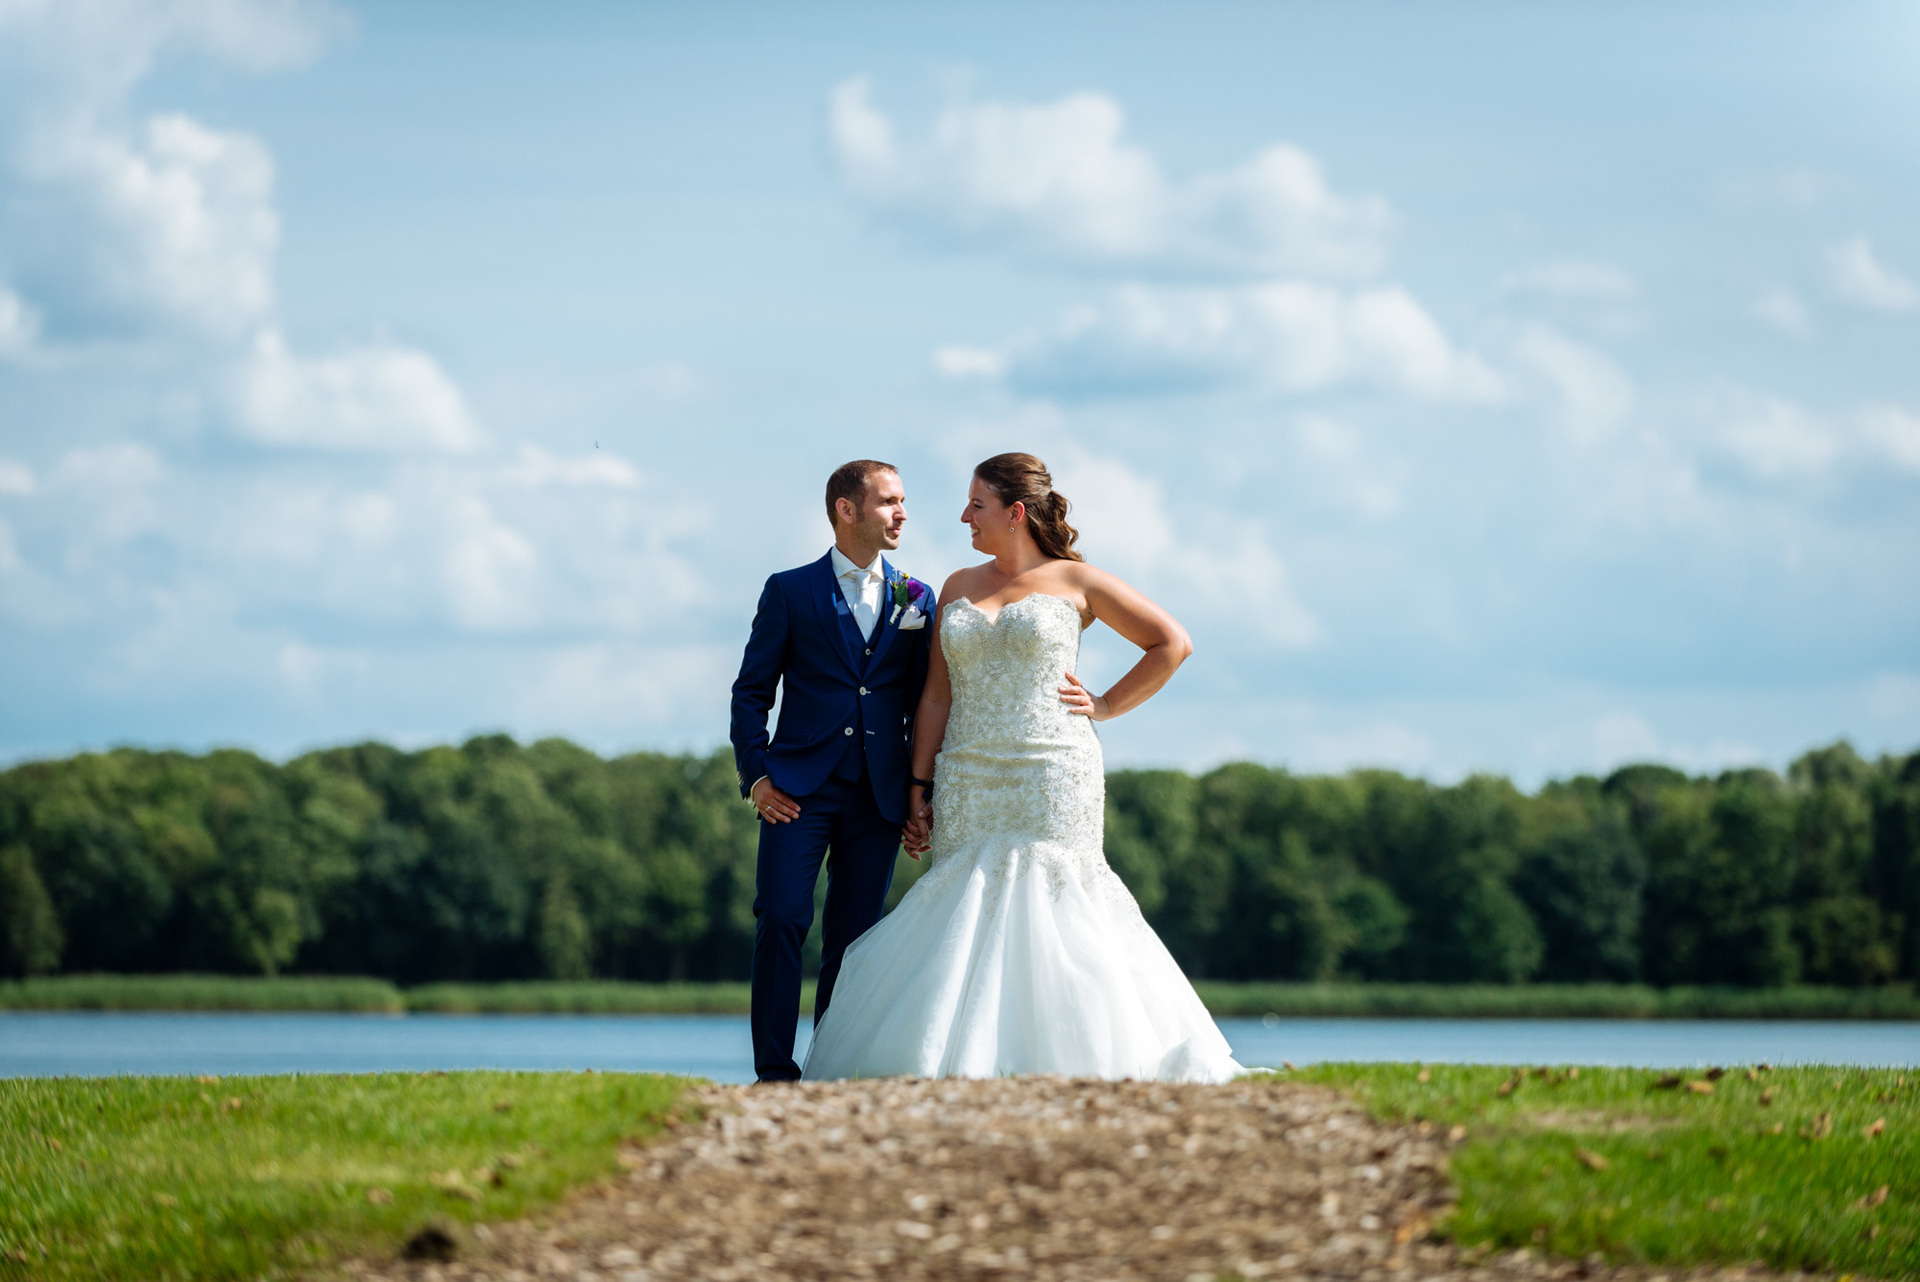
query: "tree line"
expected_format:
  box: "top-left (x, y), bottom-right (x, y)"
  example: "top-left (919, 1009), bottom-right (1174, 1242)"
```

top-left (1, 736), bottom-right (1915, 987)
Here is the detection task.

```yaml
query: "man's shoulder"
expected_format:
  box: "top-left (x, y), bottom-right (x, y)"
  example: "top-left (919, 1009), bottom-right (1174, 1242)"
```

top-left (766, 554), bottom-right (830, 590)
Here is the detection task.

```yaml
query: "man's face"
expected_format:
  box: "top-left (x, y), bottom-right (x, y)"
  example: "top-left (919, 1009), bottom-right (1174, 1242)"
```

top-left (843, 469), bottom-right (907, 552)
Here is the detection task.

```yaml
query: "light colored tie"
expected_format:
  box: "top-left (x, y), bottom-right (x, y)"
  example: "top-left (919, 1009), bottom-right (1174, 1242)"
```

top-left (845, 566), bottom-right (880, 640)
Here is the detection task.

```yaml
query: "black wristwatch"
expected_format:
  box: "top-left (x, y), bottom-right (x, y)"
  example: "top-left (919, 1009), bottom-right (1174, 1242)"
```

top-left (910, 775), bottom-right (935, 795)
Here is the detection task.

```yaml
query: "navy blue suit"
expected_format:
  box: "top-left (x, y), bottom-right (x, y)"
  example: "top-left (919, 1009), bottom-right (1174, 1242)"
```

top-left (729, 551), bottom-right (931, 1080)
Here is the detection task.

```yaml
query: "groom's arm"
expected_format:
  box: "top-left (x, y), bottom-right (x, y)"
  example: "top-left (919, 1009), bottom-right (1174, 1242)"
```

top-left (729, 574), bottom-right (788, 799)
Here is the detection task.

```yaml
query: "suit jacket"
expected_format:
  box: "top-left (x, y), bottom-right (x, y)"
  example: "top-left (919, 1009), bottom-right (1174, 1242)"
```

top-left (730, 552), bottom-right (933, 825)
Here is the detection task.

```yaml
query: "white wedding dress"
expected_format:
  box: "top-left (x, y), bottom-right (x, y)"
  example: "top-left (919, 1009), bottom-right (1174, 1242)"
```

top-left (802, 593), bottom-right (1243, 1083)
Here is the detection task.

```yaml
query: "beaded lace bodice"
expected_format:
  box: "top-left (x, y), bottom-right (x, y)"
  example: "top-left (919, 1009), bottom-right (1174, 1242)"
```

top-left (924, 594), bottom-right (1129, 906)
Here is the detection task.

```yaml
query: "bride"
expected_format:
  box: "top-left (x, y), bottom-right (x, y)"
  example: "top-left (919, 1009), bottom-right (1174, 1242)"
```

top-left (802, 452), bottom-right (1243, 1083)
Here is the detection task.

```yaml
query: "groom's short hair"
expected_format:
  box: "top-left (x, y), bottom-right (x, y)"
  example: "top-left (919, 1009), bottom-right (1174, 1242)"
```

top-left (825, 459), bottom-right (898, 526)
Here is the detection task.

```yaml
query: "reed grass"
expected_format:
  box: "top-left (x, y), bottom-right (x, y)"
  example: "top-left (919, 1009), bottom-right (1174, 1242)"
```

top-left (1194, 981), bottom-right (1920, 1020)
top-left (0, 975), bottom-right (403, 1013)
top-left (4, 976), bottom-right (1914, 1018)
top-left (1301, 1061), bottom-right (1917, 1278)
top-left (0, 1070), bottom-right (686, 1281)
top-left (402, 980), bottom-right (782, 1014)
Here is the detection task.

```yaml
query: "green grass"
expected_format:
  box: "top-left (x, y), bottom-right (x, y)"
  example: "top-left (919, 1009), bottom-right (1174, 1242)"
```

top-left (1300, 1061), bottom-right (1917, 1277)
top-left (0, 975), bottom-right (404, 1012)
top-left (0, 1071), bottom-right (687, 1281)
top-left (6, 976), bottom-right (1917, 1017)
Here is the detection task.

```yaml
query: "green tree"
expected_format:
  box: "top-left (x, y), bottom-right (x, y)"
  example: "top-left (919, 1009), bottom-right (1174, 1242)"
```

top-left (1787, 744), bottom-right (1896, 984)
top-left (1373, 774), bottom-right (1541, 983)
top-left (1874, 750), bottom-right (1920, 980)
top-left (0, 844), bottom-right (63, 977)
top-left (1515, 782), bottom-right (1645, 981)
top-left (1637, 769), bottom-right (1800, 986)
top-left (535, 872), bottom-right (594, 980)
top-left (1104, 770), bottom-right (1195, 921)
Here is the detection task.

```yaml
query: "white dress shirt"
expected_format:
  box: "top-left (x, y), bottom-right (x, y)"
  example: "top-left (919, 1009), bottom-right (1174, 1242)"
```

top-left (831, 545), bottom-right (885, 641)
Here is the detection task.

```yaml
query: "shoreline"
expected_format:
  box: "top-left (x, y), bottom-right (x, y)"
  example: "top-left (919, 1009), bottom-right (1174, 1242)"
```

top-left (5, 975), bottom-right (1917, 1019)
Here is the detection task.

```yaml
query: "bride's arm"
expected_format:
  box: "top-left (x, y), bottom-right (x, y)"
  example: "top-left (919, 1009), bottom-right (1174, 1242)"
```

top-left (1060, 565), bottom-right (1193, 721)
top-left (902, 584), bottom-right (960, 855)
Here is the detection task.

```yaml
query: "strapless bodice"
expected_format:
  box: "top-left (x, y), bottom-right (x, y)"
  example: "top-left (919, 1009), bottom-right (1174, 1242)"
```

top-left (939, 593), bottom-right (1095, 758)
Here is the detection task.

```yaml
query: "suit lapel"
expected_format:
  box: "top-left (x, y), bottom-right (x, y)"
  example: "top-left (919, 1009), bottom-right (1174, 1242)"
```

top-left (864, 557), bottom-right (904, 674)
top-left (811, 553), bottom-right (864, 678)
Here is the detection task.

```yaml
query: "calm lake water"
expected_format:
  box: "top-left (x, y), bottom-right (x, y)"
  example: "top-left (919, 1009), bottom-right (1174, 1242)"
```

top-left (3, 1013), bottom-right (1916, 1082)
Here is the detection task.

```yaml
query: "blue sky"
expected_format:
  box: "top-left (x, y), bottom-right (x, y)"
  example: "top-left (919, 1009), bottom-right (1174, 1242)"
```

top-left (1, 0), bottom-right (1917, 784)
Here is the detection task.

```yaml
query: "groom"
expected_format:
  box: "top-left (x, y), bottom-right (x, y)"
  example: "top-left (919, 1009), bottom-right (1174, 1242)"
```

top-left (730, 459), bottom-right (933, 1082)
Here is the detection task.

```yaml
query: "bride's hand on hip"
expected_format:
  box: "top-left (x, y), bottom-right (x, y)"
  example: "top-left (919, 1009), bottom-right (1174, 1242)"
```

top-left (1059, 671), bottom-right (1111, 721)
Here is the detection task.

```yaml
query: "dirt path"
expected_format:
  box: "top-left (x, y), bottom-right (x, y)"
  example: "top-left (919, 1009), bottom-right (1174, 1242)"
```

top-left (341, 1076), bottom-right (1792, 1282)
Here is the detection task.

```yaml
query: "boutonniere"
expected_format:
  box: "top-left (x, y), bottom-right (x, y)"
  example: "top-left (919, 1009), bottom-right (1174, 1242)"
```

top-left (888, 572), bottom-right (932, 629)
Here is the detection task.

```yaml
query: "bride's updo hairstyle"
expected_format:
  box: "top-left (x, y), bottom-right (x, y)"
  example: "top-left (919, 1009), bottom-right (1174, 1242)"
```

top-left (974, 452), bottom-right (1083, 563)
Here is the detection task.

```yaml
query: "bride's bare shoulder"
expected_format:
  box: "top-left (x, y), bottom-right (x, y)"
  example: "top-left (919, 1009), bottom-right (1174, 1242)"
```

top-left (939, 564), bottom-right (996, 606)
top-left (1042, 558), bottom-right (1114, 597)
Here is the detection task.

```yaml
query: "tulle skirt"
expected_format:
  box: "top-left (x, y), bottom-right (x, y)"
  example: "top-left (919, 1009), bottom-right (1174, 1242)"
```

top-left (801, 835), bottom-right (1243, 1083)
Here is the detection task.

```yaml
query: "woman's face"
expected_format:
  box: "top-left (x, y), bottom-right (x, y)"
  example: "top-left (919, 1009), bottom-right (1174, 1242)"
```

top-left (961, 476), bottom-right (1015, 550)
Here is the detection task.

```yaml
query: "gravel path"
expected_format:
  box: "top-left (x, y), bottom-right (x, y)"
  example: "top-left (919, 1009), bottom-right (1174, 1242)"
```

top-left (342, 1076), bottom-right (1802, 1282)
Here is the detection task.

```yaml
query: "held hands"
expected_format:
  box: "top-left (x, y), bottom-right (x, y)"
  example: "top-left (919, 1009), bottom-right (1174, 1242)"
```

top-left (901, 785), bottom-right (934, 859)
top-left (750, 777), bottom-right (801, 824)
top-left (1058, 671), bottom-right (1112, 721)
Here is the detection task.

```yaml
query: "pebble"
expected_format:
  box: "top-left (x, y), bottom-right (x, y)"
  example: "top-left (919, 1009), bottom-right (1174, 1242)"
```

top-left (341, 1076), bottom-right (1809, 1282)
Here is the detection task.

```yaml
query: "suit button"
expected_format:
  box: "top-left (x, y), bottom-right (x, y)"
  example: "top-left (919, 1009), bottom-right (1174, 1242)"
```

top-left (843, 727), bottom-right (854, 736)
top-left (864, 647), bottom-right (872, 655)
top-left (859, 686), bottom-right (869, 695)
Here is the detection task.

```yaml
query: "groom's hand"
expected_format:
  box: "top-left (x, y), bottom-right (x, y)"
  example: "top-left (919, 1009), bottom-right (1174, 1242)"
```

top-left (902, 788), bottom-right (933, 857)
top-left (750, 778), bottom-right (801, 824)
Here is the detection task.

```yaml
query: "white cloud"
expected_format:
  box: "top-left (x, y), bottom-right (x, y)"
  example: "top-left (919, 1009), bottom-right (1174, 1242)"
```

top-left (233, 329), bottom-right (478, 453)
top-left (1293, 722), bottom-right (1436, 775)
top-left (500, 444), bottom-right (641, 489)
top-left (1586, 711), bottom-right (1663, 764)
top-left (440, 494), bottom-right (539, 631)
top-left (0, 2), bottom-right (697, 662)
top-left (1825, 237), bottom-right (1918, 313)
top-left (1866, 671), bottom-right (1920, 723)
top-left (1721, 167), bottom-right (1846, 211)
top-left (981, 282), bottom-right (1502, 402)
top-left (1699, 396), bottom-right (1920, 482)
top-left (1752, 288), bottom-right (1811, 336)
top-left (276, 637), bottom-right (362, 696)
top-left (1051, 447), bottom-right (1323, 649)
top-left (51, 442), bottom-right (165, 544)
top-left (53, 441), bottom-right (164, 489)
top-left (1, 0), bottom-right (464, 458)
top-left (515, 642), bottom-right (737, 731)
top-left (0, 458), bottom-right (34, 496)
top-left (0, 287), bottom-right (40, 358)
top-left (1532, 710), bottom-right (1765, 778)
top-left (1292, 415), bottom-right (1404, 521)
top-left (1504, 261), bottom-right (1638, 301)
top-left (0, 0), bottom-right (344, 76)
top-left (829, 78), bottom-right (1392, 278)
top-left (1717, 397), bottom-right (1837, 478)
top-left (932, 345), bottom-right (1005, 379)
top-left (1860, 405), bottom-right (1920, 475)
top-left (1510, 323), bottom-right (1635, 444)
top-left (2, 0), bottom-right (318, 346)
top-left (23, 111), bottom-right (280, 339)
top-left (9, 440), bottom-right (700, 648)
